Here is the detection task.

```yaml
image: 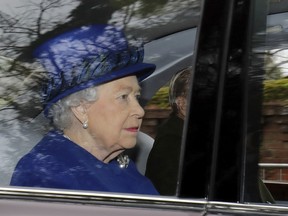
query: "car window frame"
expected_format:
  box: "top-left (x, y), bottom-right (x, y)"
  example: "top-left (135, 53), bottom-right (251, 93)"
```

top-left (178, 0), bottom-right (268, 203)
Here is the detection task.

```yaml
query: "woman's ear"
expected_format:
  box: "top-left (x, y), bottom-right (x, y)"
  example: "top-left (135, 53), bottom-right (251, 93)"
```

top-left (71, 104), bottom-right (87, 124)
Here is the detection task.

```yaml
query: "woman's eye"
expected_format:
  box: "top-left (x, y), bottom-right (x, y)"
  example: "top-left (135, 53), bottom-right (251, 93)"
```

top-left (120, 94), bottom-right (129, 100)
top-left (117, 93), bottom-right (140, 102)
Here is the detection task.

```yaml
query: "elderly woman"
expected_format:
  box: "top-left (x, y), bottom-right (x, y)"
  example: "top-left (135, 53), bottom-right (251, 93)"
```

top-left (145, 67), bottom-right (192, 195)
top-left (10, 24), bottom-right (159, 195)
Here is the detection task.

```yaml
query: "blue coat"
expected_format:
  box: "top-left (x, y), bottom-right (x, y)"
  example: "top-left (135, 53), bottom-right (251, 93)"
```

top-left (10, 131), bottom-right (159, 195)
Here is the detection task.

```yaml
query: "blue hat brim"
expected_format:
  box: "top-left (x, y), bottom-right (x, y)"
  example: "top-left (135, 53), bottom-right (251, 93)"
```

top-left (43, 62), bottom-right (155, 116)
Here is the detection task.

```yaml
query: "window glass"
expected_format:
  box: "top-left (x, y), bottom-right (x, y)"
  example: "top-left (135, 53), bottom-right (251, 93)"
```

top-left (0, 0), bottom-right (200, 198)
top-left (258, 1), bottom-right (288, 203)
top-left (178, 0), bottom-right (287, 204)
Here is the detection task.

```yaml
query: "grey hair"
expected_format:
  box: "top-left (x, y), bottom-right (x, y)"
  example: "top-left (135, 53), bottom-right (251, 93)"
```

top-left (50, 86), bottom-right (99, 130)
top-left (169, 67), bottom-right (192, 113)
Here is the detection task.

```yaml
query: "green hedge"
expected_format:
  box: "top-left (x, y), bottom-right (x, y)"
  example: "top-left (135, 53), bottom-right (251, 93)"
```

top-left (148, 79), bottom-right (288, 108)
top-left (263, 79), bottom-right (288, 102)
top-left (147, 86), bottom-right (170, 108)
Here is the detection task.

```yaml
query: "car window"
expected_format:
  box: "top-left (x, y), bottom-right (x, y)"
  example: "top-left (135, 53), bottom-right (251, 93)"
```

top-left (178, 0), bottom-right (288, 205)
top-left (258, 8), bottom-right (288, 203)
top-left (0, 0), bottom-right (200, 197)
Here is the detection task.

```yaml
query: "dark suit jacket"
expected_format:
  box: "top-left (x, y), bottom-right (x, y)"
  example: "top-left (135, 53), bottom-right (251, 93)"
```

top-left (145, 113), bottom-right (184, 195)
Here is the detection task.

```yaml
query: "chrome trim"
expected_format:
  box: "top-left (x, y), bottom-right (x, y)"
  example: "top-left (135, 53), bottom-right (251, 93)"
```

top-left (264, 180), bottom-right (288, 185)
top-left (0, 187), bottom-right (206, 212)
top-left (207, 201), bottom-right (288, 214)
top-left (2, 187), bottom-right (288, 214)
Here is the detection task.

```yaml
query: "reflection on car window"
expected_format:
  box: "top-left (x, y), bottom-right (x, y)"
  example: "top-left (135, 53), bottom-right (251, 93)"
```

top-left (259, 1), bottom-right (288, 203)
top-left (258, 7), bottom-right (288, 203)
top-left (0, 0), bottom-right (200, 196)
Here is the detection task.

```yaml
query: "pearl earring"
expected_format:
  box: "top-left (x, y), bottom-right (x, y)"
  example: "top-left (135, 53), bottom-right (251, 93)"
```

top-left (83, 120), bottom-right (88, 129)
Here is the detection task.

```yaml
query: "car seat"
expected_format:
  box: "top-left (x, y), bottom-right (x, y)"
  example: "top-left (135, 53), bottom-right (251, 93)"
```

top-left (126, 131), bottom-right (154, 175)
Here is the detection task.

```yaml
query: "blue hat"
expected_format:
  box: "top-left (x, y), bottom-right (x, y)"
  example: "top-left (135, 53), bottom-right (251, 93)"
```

top-left (33, 24), bottom-right (156, 116)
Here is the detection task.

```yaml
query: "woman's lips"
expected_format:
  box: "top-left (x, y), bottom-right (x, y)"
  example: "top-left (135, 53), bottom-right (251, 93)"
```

top-left (125, 127), bottom-right (139, 132)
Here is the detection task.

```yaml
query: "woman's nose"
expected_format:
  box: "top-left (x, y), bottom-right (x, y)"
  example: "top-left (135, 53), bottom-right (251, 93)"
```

top-left (133, 100), bottom-right (145, 118)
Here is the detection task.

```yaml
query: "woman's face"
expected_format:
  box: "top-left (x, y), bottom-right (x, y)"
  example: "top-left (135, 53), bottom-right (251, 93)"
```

top-left (85, 75), bottom-right (144, 153)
